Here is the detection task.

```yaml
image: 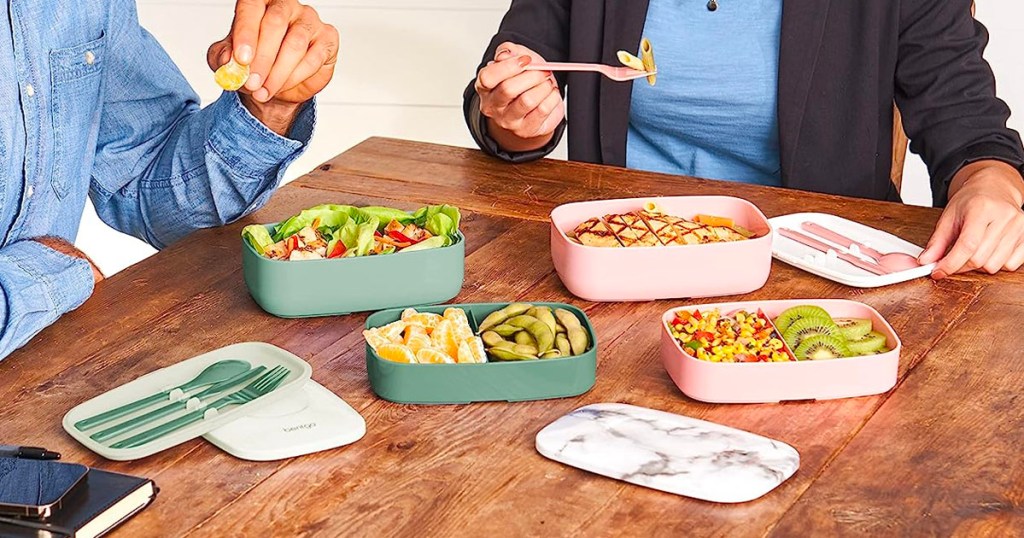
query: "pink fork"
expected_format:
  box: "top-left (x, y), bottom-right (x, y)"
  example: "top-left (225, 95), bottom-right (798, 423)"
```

top-left (525, 61), bottom-right (654, 82)
top-left (800, 222), bottom-right (922, 273)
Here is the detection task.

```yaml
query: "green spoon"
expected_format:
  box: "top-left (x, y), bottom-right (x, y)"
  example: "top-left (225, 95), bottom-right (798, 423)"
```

top-left (74, 360), bottom-right (251, 432)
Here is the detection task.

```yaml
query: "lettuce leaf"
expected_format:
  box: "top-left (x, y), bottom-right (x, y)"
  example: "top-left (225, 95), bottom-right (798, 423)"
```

top-left (356, 206), bottom-right (415, 227)
top-left (401, 235), bottom-right (449, 252)
top-left (274, 204), bottom-right (357, 240)
top-left (338, 217), bottom-right (379, 257)
top-left (412, 205), bottom-right (461, 239)
top-left (242, 224), bottom-right (275, 255)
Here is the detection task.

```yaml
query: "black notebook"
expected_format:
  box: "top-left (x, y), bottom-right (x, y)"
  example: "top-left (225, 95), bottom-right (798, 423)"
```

top-left (0, 468), bottom-right (156, 538)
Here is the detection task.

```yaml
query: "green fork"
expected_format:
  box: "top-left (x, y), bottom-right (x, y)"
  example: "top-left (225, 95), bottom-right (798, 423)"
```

top-left (110, 366), bottom-right (291, 450)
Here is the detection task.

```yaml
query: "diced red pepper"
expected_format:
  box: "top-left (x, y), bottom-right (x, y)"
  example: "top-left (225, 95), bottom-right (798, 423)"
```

top-left (327, 242), bottom-right (346, 259)
top-left (285, 235), bottom-right (300, 254)
top-left (374, 230), bottom-right (383, 238)
top-left (387, 230), bottom-right (420, 244)
top-left (693, 310), bottom-right (703, 321)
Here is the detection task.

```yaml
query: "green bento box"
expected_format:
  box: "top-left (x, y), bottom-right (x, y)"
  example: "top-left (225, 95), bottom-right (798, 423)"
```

top-left (242, 225), bottom-right (465, 318)
top-left (365, 302), bottom-right (598, 404)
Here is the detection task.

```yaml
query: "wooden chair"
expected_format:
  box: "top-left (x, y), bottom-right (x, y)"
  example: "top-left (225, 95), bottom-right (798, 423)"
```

top-left (891, 1), bottom-right (976, 193)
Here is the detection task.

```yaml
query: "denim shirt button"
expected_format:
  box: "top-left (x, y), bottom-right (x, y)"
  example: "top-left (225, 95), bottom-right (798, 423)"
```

top-left (24, 84), bottom-right (34, 97)
top-left (85, 51), bottom-right (95, 65)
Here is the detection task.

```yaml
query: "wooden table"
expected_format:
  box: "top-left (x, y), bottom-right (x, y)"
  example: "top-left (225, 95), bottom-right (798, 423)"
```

top-left (4, 138), bottom-right (1022, 537)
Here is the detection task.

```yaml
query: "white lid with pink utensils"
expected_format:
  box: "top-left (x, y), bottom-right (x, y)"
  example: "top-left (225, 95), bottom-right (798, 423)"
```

top-left (769, 212), bottom-right (936, 288)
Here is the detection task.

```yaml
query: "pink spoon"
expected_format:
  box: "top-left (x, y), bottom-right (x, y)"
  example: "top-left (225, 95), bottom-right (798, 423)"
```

top-left (778, 228), bottom-right (890, 276)
top-left (524, 61), bottom-right (654, 82)
top-left (800, 222), bottom-right (922, 273)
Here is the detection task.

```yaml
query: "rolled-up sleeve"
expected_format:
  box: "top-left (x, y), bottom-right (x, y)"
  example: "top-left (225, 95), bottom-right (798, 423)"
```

top-left (89, 0), bottom-right (315, 249)
top-left (0, 241), bottom-right (93, 360)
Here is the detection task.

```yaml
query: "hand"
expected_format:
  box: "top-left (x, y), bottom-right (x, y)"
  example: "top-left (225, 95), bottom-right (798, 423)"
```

top-left (919, 161), bottom-right (1024, 278)
top-left (208, 0), bottom-right (339, 135)
top-left (475, 42), bottom-right (565, 153)
top-left (35, 237), bottom-right (104, 285)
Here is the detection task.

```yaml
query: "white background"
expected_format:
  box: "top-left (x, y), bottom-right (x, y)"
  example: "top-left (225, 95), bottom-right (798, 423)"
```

top-left (76, 0), bottom-right (1024, 275)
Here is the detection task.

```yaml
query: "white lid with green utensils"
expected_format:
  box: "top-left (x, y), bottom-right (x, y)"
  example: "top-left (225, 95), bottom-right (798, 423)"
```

top-left (62, 342), bottom-right (351, 461)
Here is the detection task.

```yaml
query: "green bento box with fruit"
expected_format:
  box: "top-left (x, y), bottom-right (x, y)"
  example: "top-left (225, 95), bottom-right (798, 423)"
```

top-left (660, 299), bottom-right (901, 403)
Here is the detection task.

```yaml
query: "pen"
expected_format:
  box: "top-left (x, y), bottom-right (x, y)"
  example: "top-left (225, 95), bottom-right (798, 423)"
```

top-left (0, 444), bottom-right (61, 460)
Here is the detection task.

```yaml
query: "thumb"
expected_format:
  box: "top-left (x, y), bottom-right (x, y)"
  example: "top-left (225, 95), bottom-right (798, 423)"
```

top-left (919, 212), bottom-right (957, 264)
top-left (207, 38), bottom-right (232, 71)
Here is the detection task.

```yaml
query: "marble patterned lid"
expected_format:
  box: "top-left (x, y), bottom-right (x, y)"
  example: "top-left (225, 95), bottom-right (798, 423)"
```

top-left (535, 403), bottom-right (799, 503)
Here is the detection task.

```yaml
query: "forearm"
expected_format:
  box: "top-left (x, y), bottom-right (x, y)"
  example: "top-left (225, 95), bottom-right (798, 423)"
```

top-left (0, 242), bottom-right (94, 361)
top-left (92, 92), bottom-right (315, 248)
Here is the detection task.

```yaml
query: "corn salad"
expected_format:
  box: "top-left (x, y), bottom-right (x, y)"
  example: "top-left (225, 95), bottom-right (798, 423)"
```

top-left (668, 308), bottom-right (793, 363)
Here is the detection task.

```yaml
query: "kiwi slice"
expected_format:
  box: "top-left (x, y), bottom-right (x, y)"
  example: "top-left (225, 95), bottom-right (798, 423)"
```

top-left (834, 318), bottom-right (872, 340)
top-left (846, 331), bottom-right (888, 356)
top-left (874, 347), bottom-right (893, 355)
top-left (794, 334), bottom-right (851, 360)
top-left (774, 305), bottom-right (832, 334)
top-left (782, 317), bottom-right (840, 350)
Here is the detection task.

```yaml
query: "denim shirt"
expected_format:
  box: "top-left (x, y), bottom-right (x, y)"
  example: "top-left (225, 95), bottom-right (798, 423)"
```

top-left (0, 0), bottom-right (315, 360)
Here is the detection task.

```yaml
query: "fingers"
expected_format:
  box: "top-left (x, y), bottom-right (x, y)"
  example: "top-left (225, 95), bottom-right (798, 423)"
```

top-left (520, 88), bottom-right (564, 137)
top-left (231, 0), bottom-right (266, 65)
top-left (1005, 239), bottom-right (1024, 272)
top-left (477, 55), bottom-right (533, 92)
top-left (256, 6), bottom-right (323, 101)
top-left (247, 0), bottom-right (299, 92)
top-left (919, 214), bottom-right (956, 265)
top-left (983, 230), bottom-right (1017, 274)
top-left (207, 39), bottom-right (232, 71)
top-left (932, 219), bottom-right (990, 279)
top-left (491, 81), bottom-right (562, 138)
top-left (277, 25), bottom-right (339, 97)
top-left (488, 70), bottom-right (552, 111)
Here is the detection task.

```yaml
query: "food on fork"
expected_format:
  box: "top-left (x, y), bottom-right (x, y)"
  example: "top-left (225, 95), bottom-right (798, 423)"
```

top-left (616, 50), bottom-right (646, 71)
top-left (640, 38), bottom-right (656, 85)
top-left (565, 203), bottom-right (756, 248)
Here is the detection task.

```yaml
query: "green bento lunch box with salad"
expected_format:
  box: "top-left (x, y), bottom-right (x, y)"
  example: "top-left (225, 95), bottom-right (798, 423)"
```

top-left (241, 203), bottom-right (465, 318)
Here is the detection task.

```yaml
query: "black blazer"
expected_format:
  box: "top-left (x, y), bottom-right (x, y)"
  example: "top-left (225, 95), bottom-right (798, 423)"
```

top-left (463, 0), bottom-right (1024, 206)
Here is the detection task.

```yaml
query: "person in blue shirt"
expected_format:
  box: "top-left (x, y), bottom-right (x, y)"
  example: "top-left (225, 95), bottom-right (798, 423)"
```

top-left (467, 0), bottom-right (1024, 283)
top-left (0, 0), bottom-right (338, 361)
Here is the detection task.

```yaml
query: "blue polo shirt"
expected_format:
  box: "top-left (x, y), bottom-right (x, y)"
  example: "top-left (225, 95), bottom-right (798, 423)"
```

top-left (626, 0), bottom-right (784, 186)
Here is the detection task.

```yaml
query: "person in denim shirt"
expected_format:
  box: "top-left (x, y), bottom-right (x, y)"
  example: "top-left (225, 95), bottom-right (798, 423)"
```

top-left (0, 0), bottom-right (338, 360)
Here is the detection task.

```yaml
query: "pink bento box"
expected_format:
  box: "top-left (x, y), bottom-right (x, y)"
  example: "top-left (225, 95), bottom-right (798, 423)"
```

top-left (661, 299), bottom-right (901, 403)
top-left (550, 196), bottom-right (773, 302)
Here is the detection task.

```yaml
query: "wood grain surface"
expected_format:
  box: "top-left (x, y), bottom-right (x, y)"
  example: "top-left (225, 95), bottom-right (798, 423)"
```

top-left (2, 138), bottom-right (1020, 538)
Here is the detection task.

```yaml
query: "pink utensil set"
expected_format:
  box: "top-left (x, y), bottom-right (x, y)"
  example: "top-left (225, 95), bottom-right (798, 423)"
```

top-left (778, 222), bottom-right (922, 275)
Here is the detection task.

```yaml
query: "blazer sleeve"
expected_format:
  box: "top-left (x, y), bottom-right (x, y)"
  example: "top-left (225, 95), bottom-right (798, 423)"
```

top-left (894, 0), bottom-right (1024, 206)
top-left (462, 0), bottom-right (571, 163)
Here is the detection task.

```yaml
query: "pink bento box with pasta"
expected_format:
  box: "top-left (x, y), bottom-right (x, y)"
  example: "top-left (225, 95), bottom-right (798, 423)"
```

top-left (660, 299), bottom-right (901, 403)
top-left (550, 196), bottom-right (773, 302)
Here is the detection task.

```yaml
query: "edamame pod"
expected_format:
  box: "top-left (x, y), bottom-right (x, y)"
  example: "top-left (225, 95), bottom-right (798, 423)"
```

top-left (481, 331), bottom-right (505, 347)
top-left (513, 344), bottom-right (539, 357)
top-left (489, 340), bottom-right (516, 351)
top-left (478, 303), bottom-right (534, 332)
top-left (492, 324), bottom-right (523, 337)
top-left (533, 307), bottom-right (558, 335)
top-left (540, 349), bottom-right (561, 359)
top-left (514, 331), bottom-right (537, 346)
top-left (506, 315), bottom-right (555, 353)
top-left (555, 334), bottom-right (571, 356)
top-left (487, 348), bottom-right (537, 361)
top-left (555, 309), bottom-right (590, 355)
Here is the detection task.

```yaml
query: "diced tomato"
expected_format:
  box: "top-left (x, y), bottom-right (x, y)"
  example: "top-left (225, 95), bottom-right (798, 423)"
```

top-left (692, 310), bottom-right (703, 321)
top-left (694, 331), bottom-right (715, 342)
top-left (327, 242), bottom-right (346, 259)
top-left (374, 230), bottom-right (383, 238)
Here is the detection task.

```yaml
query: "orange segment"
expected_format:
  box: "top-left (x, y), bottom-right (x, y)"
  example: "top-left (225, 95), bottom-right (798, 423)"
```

top-left (214, 59), bottom-right (250, 91)
top-left (404, 312), bottom-right (444, 331)
top-left (406, 334), bottom-right (432, 354)
top-left (416, 348), bottom-right (455, 364)
top-left (377, 320), bottom-right (408, 342)
top-left (362, 329), bottom-right (393, 352)
top-left (431, 319), bottom-right (461, 358)
top-left (377, 344), bottom-right (416, 364)
top-left (458, 337), bottom-right (487, 364)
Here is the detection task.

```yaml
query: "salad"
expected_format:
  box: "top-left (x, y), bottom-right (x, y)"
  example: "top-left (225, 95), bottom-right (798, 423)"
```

top-left (243, 204), bottom-right (461, 261)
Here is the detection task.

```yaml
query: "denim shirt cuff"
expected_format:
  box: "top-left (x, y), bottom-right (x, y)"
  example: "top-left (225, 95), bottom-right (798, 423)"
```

top-left (207, 92), bottom-right (316, 180)
top-left (0, 241), bottom-right (94, 317)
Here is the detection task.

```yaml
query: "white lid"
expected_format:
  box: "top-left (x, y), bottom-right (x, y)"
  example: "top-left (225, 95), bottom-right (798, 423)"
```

top-left (769, 212), bottom-right (935, 288)
top-left (203, 380), bottom-right (365, 461)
